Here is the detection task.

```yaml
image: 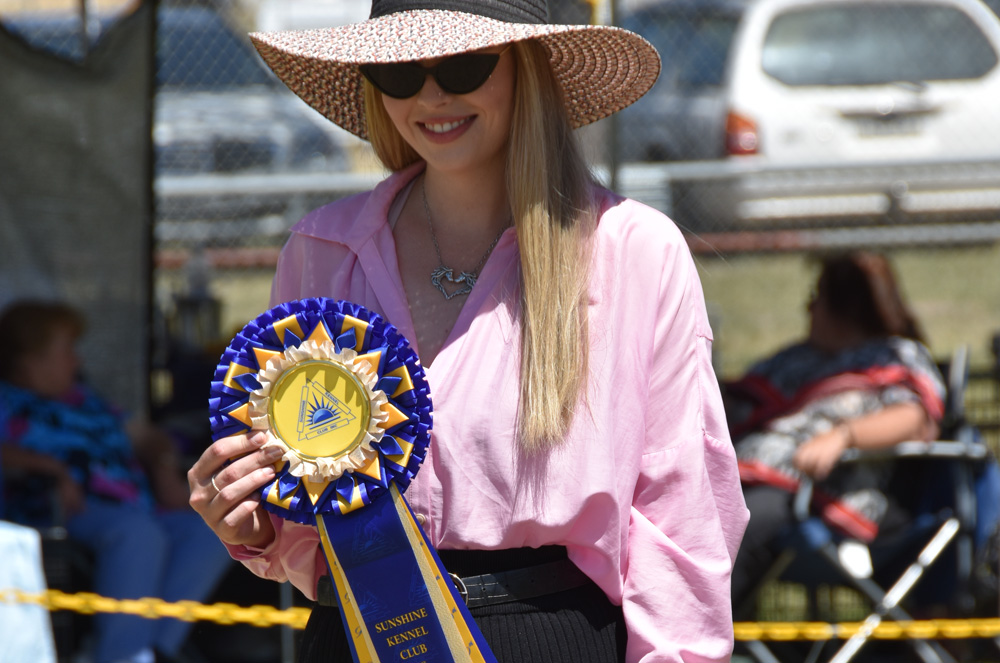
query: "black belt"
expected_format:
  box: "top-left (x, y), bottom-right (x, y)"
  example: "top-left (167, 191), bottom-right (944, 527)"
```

top-left (316, 556), bottom-right (590, 609)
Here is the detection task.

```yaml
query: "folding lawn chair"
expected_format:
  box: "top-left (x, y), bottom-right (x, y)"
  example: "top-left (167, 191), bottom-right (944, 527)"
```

top-left (740, 346), bottom-right (1000, 663)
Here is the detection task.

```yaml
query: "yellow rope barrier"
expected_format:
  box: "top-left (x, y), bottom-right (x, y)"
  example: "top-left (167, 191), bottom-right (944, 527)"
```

top-left (1, 589), bottom-right (311, 630)
top-left (733, 619), bottom-right (1000, 641)
top-left (4, 588), bottom-right (1000, 640)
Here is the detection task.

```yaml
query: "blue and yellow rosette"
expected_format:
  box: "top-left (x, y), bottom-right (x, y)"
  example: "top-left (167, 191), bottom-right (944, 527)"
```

top-left (209, 298), bottom-right (495, 663)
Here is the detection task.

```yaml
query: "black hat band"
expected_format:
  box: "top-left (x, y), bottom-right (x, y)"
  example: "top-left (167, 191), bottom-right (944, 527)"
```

top-left (370, 0), bottom-right (548, 24)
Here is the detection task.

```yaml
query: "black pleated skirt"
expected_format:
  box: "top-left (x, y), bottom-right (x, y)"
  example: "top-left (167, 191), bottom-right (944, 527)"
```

top-left (298, 547), bottom-right (626, 663)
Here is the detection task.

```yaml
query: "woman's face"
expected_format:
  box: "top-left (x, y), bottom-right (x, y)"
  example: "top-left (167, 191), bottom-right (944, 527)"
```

top-left (807, 284), bottom-right (867, 352)
top-left (380, 47), bottom-right (516, 176)
top-left (20, 326), bottom-right (80, 398)
top-left (806, 289), bottom-right (834, 349)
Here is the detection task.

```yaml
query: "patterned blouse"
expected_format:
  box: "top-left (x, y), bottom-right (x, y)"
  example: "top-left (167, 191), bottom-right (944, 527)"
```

top-left (727, 336), bottom-right (945, 540)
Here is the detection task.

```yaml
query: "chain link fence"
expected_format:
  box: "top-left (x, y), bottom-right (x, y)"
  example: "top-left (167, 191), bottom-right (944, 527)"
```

top-left (2, 3), bottom-right (1000, 661)
top-left (2, 0), bottom-right (999, 429)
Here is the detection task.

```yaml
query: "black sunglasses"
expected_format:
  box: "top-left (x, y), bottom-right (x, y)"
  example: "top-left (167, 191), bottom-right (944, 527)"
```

top-left (359, 49), bottom-right (507, 99)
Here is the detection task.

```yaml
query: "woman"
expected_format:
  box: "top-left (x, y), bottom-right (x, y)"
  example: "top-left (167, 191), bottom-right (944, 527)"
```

top-left (726, 252), bottom-right (945, 615)
top-left (188, 2), bottom-right (748, 661)
top-left (0, 300), bottom-right (233, 663)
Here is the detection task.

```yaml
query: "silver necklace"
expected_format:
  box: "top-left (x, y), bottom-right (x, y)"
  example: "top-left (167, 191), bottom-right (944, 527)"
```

top-left (422, 178), bottom-right (508, 300)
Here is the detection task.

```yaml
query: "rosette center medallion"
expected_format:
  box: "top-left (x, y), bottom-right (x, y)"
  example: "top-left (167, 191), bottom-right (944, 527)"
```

top-left (269, 360), bottom-right (371, 461)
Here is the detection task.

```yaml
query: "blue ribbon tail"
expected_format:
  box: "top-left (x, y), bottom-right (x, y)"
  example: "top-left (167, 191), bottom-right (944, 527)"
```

top-left (316, 485), bottom-right (496, 663)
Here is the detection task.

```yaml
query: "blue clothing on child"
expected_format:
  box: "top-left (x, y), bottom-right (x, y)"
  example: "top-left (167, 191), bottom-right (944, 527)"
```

top-left (0, 382), bottom-right (154, 522)
top-left (0, 381), bottom-right (232, 663)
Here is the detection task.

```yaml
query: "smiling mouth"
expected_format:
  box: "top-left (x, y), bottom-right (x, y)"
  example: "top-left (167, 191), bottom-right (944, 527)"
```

top-left (423, 118), bottom-right (472, 134)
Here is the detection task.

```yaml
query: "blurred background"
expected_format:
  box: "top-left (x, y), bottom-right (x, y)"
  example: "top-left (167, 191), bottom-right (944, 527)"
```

top-left (1, 0), bottom-right (1000, 661)
top-left (2, 0), bottom-right (998, 433)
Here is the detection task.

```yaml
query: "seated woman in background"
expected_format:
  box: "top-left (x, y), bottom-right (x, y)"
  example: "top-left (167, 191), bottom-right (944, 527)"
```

top-left (725, 252), bottom-right (945, 615)
top-left (0, 300), bottom-right (232, 663)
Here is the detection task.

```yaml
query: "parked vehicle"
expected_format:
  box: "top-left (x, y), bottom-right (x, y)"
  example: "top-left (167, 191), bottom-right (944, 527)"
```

top-left (619, 0), bottom-right (746, 163)
top-left (3, 6), bottom-right (353, 242)
top-left (152, 5), bottom-right (358, 237)
top-left (618, 0), bottom-right (1000, 233)
top-left (4, 6), bottom-right (347, 177)
top-left (154, 6), bottom-right (347, 178)
top-left (255, 0), bottom-right (369, 32)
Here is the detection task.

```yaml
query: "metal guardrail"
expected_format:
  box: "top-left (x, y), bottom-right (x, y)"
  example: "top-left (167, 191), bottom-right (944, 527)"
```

top-left (155, 170), bottom-right (384, 198)
top-left (153, 157), bottom-right (1000, 256)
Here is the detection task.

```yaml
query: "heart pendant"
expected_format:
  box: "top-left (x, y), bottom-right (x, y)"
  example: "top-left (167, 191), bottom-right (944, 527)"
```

top-left (431, 266), bottom-right (476, 300)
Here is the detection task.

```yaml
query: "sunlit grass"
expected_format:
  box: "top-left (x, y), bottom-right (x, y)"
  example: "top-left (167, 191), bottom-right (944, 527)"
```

top-left (697, 245), bottom-right (1000, 380)
top-left (160, 243), bottom-right (1000, 379)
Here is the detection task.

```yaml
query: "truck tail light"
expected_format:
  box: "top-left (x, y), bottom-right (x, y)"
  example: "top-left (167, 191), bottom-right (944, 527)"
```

top-left (726, 111), bottom-right (759, 156)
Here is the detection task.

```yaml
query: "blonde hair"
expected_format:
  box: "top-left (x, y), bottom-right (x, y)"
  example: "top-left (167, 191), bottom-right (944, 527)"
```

top-left (363, 41), bottom-right (595, 452)
top-left (363, 83), bottom-right (420, 170)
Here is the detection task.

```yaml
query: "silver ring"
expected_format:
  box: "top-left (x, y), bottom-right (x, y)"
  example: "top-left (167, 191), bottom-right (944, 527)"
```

top-left (211, 474), bottom-right (221, 494)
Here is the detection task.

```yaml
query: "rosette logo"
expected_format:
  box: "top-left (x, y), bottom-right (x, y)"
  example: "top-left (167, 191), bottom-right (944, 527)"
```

top-left (294, 373), bottom-right (359, 442)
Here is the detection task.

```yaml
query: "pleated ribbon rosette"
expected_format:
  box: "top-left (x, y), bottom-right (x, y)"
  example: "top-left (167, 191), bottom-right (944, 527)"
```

top-left (209, 298), bottom-right (495, 663)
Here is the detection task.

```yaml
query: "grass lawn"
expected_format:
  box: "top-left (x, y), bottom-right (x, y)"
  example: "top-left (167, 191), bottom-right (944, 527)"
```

top-left (696, 244), bottom-right (1000, 379)
top-left (211, 269), bottom-right (278, 341)
top-left (177, 243), bottom-right (1000, 380)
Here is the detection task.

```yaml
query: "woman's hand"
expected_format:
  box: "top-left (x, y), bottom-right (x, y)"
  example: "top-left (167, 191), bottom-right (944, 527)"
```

top-left (188, 431), bottom-right (283, 548)
top-left (793, 425), bottom-right (852, 480)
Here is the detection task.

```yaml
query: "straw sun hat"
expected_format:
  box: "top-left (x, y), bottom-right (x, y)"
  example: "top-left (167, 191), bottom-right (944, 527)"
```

top-left (248, 0), bottom-right (661, 140)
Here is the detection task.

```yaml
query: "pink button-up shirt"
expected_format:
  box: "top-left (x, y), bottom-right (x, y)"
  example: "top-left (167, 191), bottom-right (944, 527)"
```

top-left (230, 162), bottom-right (749, 662)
